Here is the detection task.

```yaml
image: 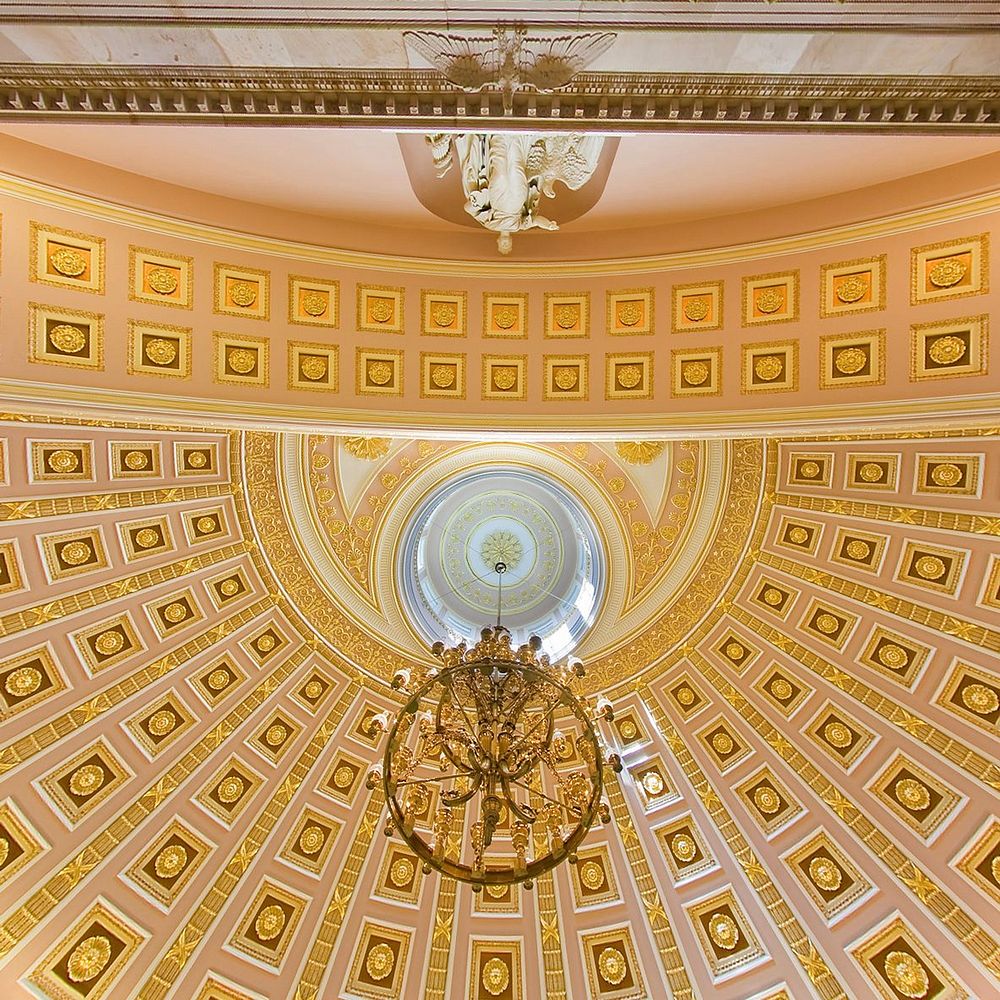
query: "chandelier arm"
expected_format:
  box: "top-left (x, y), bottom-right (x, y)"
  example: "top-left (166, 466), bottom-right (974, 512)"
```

top-left (395, 771), bottom-right (472, 788)
top-left (504, 691), bottom-right (560, 758)
top-left (440, 770), bottom-right (483, 805)
top-left (435, 692), bottom-right (482, 773)
top-left (506, 776), bottom-right (574, 814)
top-left (499, 773), bottom-right (538, 824)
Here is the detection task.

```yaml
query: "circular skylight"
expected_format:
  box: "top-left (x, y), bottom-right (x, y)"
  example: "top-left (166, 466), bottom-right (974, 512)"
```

top-left (397, 467), bottom-right (604, 662)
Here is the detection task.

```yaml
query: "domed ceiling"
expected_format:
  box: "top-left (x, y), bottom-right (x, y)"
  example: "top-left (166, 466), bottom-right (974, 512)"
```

top-left (0, 417), bottom-right (997, 1000)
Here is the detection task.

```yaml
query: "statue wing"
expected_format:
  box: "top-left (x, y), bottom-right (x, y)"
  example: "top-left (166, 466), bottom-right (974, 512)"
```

top-left (403, 30), bottom-right (499, 91)
top-left (530, 135), bottom-right (605, 194)
top-left (518, 32), bottom-right (616, 92)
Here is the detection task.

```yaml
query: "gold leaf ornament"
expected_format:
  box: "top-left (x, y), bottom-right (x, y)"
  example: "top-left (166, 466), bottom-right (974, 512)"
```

top-left (846, 539), bottom-right (872, 560)
top-left (217, 775), bottom-right (245, 803)
top-left (928, 257), bottom-right (968, 288)
top-left (343, 436), bottom-right (391, 460)
top-left (554, 303), bottom-right (579, 329)
top-left (430, 301), bottom-right (457, 327)
top-left (598, 946), bottom-right (627, 985)
top-left (228, 280), bottom-right (258, 307)
top-left (753, 785), bottom-right (782, 814)
top-left (94, 630), bottom-right (124, 656)
top-left (670, 833), bottom-right (697, 862)
top-left (301, 290), bottom-right (328, 316)
top-left (430, 364), bottom-right (456, 388)
top-left (49, 324), bottom-right (87, 354)
top-left (927, 334), bottom-right (966, 365)
top-left (134, 527), bottom-right (160, 549)
top-left (823, 721), bottom-right (853, 749)
top-left (299, 355), bottom-right (328, 380)
top-left (299, 824), bottom-right (326, 855)
top-left (930, 463), bottom-right (963, 487)
top-left (682, 296), bottom-right (710, 321)
top-left (755, 286), bottom-right (784, 314)
top-left (69, 763), bottom-right (105, 797)
top-left (368, 296), bottom-right (395, 324)
top-left (614, 440), bottom-right (666, 465)
top-left (66, 935), bottom-right (112, 983)
top-left (50, 246), bottom-right (88, 277)
top-left (254, 904), bottom-right (286, 941)
top-left (154, 843), bottom-right (188, 878)
top-left (877, 643), bottom-right (909, 669)
top-left (753, 355), bottom-right (784, 381)
top-left (682, 360), bottom-right (709, 386)
top-left (914, 555), bottom-right (946, 580)
top-left (365, 942), bottom-right (395, 981)
top-left (858, 462), bottom-right (884, 482)
top-left (493, 304), bottom-right (518, 329)
top-left (579, 860), bottom-right (605, 890)
top-left (835, 273), bottom-right (870, 303)
top-left (59, 541), bottom-right (93, 566)
top-left (162, 602), bottom-right (189, 624)
top-left (124, 450), bottom-right (149, 470)
top-left (616, 299), bottom-right (643, 326)
top-left (616, 364), bottom-right (643, 388)
top-left (482, 956), bottom-right (510, 995)
top-left (553, 366), bottom-right (579, 390)
top-left (491, 366), bottom-right (518, 390)
top-left (961, 682), bottom-right (998, 715)
top-left (389, 856), bottom-right (414, 886)
top-left (708, 912), bottom-right (740, 950)
top-left (207, 668), bottom-right (231, 691)
top-left (226, 348), bottom-right (257, 374)
top-left (147, 266), bottom-right (179, 294)
top-left (48, 449), bottom-right (80, 473)
top-left (770, 677), bottom-right (792, 700)
top-left (5, 666), bottom-right (42, 697)
top-left (147, 710), bottom-right (176, 736)
top-left (808, 855), bottom-right (843, 892)
top-left (143, 337), bottom-right (178, 365)
top-left (834, 346), bottom-right (868, 374)
top-left (894, 777), bottom-right (931, 812)
top-left (883, 950), bottom-right (931, 998)
top-left (367, 361), bottom-right (394, 385)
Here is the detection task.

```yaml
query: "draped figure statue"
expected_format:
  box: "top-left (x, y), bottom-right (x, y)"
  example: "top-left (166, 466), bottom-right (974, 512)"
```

top-left (427, 132), bottom-right (605, 254)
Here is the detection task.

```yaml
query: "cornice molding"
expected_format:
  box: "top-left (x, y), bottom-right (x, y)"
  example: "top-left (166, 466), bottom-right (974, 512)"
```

top-left (1, 380), bottom-right (998, 440)
top-left (0, 68), bottom-right (998, 133)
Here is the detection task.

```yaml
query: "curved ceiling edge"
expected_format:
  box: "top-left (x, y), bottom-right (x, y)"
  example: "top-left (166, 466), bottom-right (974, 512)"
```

top-left (3, 170), bottom-right (999, 277)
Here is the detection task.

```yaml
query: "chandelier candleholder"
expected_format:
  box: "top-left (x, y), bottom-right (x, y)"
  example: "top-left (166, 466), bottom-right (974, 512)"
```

top-left (367, 563), bottom-right (621, 889)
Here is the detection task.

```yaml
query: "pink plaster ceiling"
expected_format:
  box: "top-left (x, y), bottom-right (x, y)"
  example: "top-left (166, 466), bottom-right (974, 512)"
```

top-left (3, 124), bottom-right (1000, 235)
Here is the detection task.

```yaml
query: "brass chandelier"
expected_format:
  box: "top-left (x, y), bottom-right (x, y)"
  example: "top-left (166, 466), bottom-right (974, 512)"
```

top-left (367, 561), bottom-right (621, 889)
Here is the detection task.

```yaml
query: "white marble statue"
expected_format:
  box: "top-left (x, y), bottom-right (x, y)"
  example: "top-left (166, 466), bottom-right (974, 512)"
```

top-left (427, 132), bottom-right (605, 254)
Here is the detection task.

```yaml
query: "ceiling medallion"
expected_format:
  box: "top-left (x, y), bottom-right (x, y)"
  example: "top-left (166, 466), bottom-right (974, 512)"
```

top-left (682, 361), bottom-right (709, 386)
top-left (144, 337), bottom-right (177, 366)
top-left (708, 912), bottom-right (740, 950)
top-left (299, 825), bottom-right (326, 855)
top-left (49, 324), bottom-right (87, 354)
top-left (60, 541), bottom-right (92, 566)
top-left (883, 950), bottom-right (931, 998)
top-left (894, 777), bottom-right (931, 812)
top-left (49, 449), bottom-right (80, 473)
top-left (94, 629), bottom-right (125, 656)
top-left (961, 682), bottom-right (998, 715)
top-left (5, 666), bottom-right (42, 697)
top-left (598, 946), bottom-right (627, 985)
top-left (147, 266), bottom-right (179, 295)
top-left (66, 935), bottom-right (111, 983)
top-left (368, 562), bottom-right (618, 890)
top-left (670, 833), bottom-right (697, 862)
top-left (50, 246), bottom-right (88, 277)
top-left (69, 764), bottom-right (104, 797)
top-left (683, 296), bottom-right (710, 321)
top-left (808, 855), bottom-right (843, 892)
top-left (835, 273), bottom-right (869, 303)
top-left (928, 257), bottom-right (967, 288)
top-left (834, 346), bottom-right (868, 374)
top-left (482, 956), bottom-right (510, 996)
top-left (254, 904), bottom-right (286, 941)
top-left (927, 335), bottom-right (966, 365)
top-left (365, 942), bottom-right (395, 981)
top-left (154, 844), bottom-right (188, 878)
